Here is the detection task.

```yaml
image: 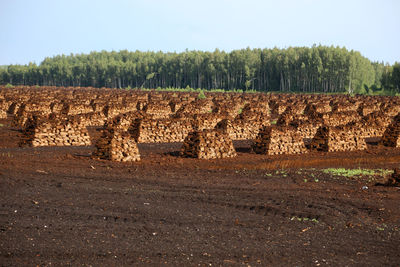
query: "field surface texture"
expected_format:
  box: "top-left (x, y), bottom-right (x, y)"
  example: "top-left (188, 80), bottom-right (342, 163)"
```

top-left (1, 88), bottom-right (400, 266)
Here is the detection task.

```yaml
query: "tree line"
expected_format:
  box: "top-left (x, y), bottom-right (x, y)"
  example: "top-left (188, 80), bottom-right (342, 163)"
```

top-left (0, 45), bottom-right (399, 94)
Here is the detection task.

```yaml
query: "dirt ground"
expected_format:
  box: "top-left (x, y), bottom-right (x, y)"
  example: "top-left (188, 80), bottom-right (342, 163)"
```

top-left (1, 118), bottom-right (400, 266)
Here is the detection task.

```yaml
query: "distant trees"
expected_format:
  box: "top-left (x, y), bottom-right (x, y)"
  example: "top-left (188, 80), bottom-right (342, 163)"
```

top-left (393, 63), bottom-right (400, 90)
top-left (378, 62), bottom-right (400, 93)
top-left (0, 46), bottom-right (398, 94)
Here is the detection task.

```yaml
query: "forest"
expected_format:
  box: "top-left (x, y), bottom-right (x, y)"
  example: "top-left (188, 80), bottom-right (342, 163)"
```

top-left (0, 45), bottom-right (399, 94)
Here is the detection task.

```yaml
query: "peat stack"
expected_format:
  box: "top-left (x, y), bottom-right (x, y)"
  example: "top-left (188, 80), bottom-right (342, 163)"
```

top-left (93, 129), bottom-right (140, 162)
top-left (269, 101), bottom-right (287, 115)
top-left (215, 116), bottom-right (269, 140)
top-left (293, 120), bottom-right (322, 139)
top-left (241, 102), bottom-right (270, 117)
top-left (310, 126), bottom-right (367, 152)
top-left (180, 129), bottom-right (237, 159)
top-left (321, 111), bottom-right (361, 127)
top-left (176, 99), bottom-right (214, 115)
top-left (381, 103), bottom-right (400, 117)
top-left (276, 112), bottom-right (308, 127)
top-left (348, 111), bottom-right (390, 139)
top-left (103, 103), bottom-right (138, 118)
top-left (0, 100), bottom-right (11, 116)
top-left (0, 109), bottom-right (6, 119)
top-left (12, 109), bottom-right (47, 128)
top-left (192, 113), bottom-right (226, 131)
top-left (20, 115), bottom-right (91, 147)
top-left (73, 112), bottom-right (108, 127)
top-left (144, 101), bottom-right (172, 119)
top-left (233, 116), bottom-right (270, 140)
top-left (136, 101), bottom-right (148, 111)
top-left (16, 102), bottom-right (53, 116)
top-left (304, 103), bottom-right (332, 115)
top-left (7, 102), bottom-right (22, 115)
top-left (213, 100), bottom-right (245, 118)
top-left (90, 100), bottom-right (107, 113)
top-left (12, 104), bottom-right (44, 127)
top-left (332, 102), bottom-right (359, 113)
top-left (363, 111), bottom-right (392, 127)
top-left (380, 119), bottom-right (400, 147)
top-left (50, 102), bottom-right (64, 113)
top-left (237, 108), bottom-right (268, 122)
top-left (104, 112), bottom-right (147, 132)
top-left (358, 103), bottom-right (381, 116)
top-left (290, 103), bottom-right (307, 115)
top-left (276, 109), bottom-right (322, 138)
top-left (252, 126), bottom-right (307, 155)
top-left (214, 119), bottom-right (232, 133)
top-left (131, 118), bottom-right (193, 143)
top-left (169, 99), bottom-right (192, 113)
top-left (61, 102), bottom-right (94, 115)
top-left (346, 121), bottom-right (380, 139)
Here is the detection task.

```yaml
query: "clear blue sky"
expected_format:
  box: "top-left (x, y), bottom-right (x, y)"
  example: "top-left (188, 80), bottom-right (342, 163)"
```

top-left (0, 0), bottom-right (399, 65)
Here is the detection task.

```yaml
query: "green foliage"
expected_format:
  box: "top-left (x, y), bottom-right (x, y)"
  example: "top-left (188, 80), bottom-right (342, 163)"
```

top-left (391, 62), bottom-right (400, 91)
top-left (5, 83), bottom-right (14, 88)
top-left (146, 72), bottom-right (155, 80)
top-left (346, 51), bottom-right (375, 94)
top-left (245, 80), bottom-right (252, 91)
top-left (198, 90), bottom-right (206, 99)
top-left (379, 62), bottom-right (400, 93)
top-left (322, 168), bottom-right (392, 177)
top-left (275, 170), bottom-right (288, 177)
top-left (354, 85), bottom-right (368, 95)
top-left (0, 47), bottom-right (395, 94)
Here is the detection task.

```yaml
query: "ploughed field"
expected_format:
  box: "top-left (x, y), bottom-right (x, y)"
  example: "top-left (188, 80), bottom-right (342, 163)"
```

top-left (1, 86), bottom-right (400, 266)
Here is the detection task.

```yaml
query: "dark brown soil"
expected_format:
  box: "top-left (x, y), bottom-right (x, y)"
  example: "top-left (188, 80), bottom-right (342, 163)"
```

top-left (1, 119), bottom-right (400, 266)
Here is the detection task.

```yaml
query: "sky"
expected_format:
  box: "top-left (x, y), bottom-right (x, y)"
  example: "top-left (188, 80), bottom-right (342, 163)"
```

top-left (0, 0), bottom-right (399, 65)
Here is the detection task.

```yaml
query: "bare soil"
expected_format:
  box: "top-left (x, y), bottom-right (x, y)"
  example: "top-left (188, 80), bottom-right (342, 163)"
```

top-left (1, 118), bottom-right (400, 266)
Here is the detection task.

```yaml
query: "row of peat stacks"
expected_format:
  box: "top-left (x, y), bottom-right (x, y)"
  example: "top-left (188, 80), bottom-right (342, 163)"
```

top-left (1, 86), bottom-right (400, 161)
top-left (20, 114), bottom-right (91, 147)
